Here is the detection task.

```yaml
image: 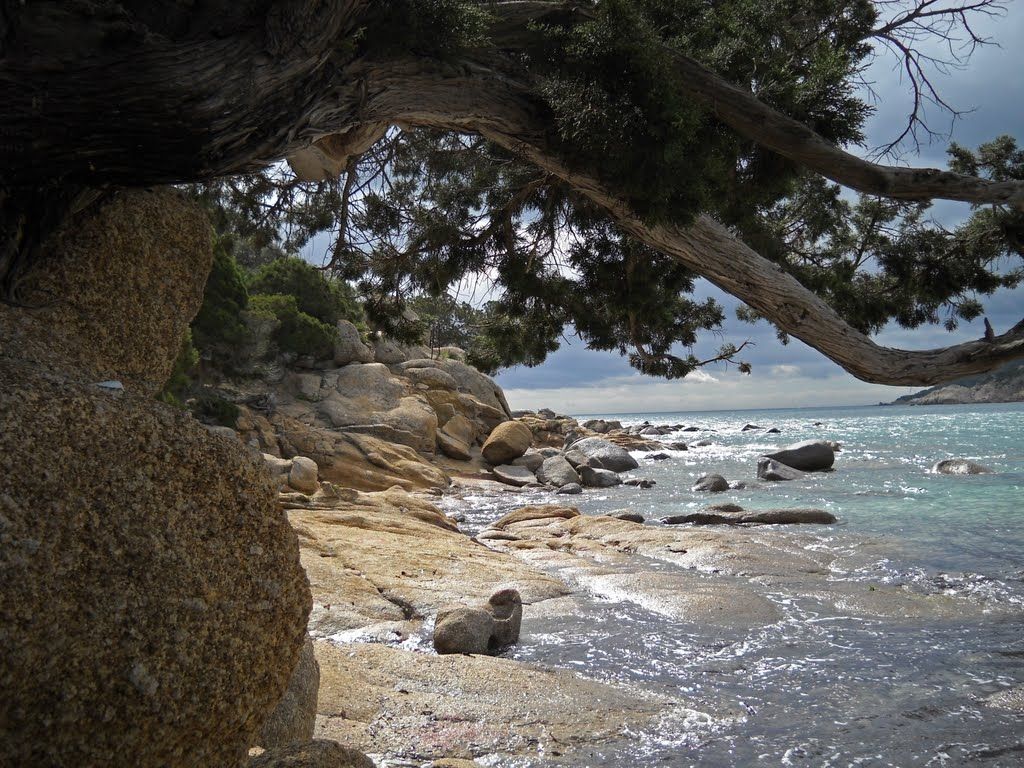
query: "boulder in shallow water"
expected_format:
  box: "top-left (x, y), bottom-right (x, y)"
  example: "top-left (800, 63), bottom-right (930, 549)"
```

top-left (556, 482), bottom-right (583, 495)
top-left (741, 423), bottom-right (762, 431)
top-left (932, 459), bottom-right (993, 475)
top-left (614, 511), bottom-right (645, 523)
top-left (580, 466), bottom-right (623, 488)
top-left (482, 421), bottom-right (533, 464)
top-left (757, 457), bottom-right (805, 482)
top-left (569, 437), bottom-right (639, 472)
top-left (493, 464), bottom-right (537, 487)
top-left (512, 451), bottom-right (545, 473)
top-left (763, 440), bottom-right (835, 472)
top-left (537, 455), bottom-right (581, 487)
top-left (692, 473), bottom-right (729, 493)
top-left (486, 588), bottom-right (523, 646)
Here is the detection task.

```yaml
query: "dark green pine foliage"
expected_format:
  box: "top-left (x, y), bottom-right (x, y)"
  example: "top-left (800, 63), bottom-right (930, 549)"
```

top-left (188, 1), bottom-right (1022, 379)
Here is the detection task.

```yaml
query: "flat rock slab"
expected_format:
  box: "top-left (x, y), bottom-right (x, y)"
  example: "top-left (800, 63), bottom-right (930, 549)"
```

top-left (290, 489), bottom-right (568, 638)
top-left (314, 641), bottom-right (672, 762)
top-left (492, 464), bottom-right (536, 487)
top-left (663, 508), bottom-right (836, 526)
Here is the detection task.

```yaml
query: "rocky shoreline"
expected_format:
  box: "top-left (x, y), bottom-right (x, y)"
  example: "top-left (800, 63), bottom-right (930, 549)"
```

top-left (3, 190), bottom-right (1019, 767)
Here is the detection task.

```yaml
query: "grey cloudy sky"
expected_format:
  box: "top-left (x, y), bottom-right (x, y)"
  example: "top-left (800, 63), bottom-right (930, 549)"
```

top-left (496, 3), bottom-right (1024, 415)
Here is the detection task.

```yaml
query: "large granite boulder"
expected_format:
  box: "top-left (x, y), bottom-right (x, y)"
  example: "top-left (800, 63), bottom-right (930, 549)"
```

top-left (433, 589), bottom-right (524, 654)
top-left (317, 364), bottom-right (438, 452)
top-left (402, 358), bottom-right (511, 417)
top-left (256, 636), bottom-right (320, 749)
top-left (0, 363), bottom-right (310, 767)
top-left (482, 421), bottom-right (533, 464)
top-left (569, 437), bottom-right (639, 473)
top-left (332, 320), bottom-right (373, 365)
top-left (763, 440), bottom-right (835, 472)
top-left (537, 455), bottom-right (581, 487)
top-left (0, 189), bottom-right (212, 395)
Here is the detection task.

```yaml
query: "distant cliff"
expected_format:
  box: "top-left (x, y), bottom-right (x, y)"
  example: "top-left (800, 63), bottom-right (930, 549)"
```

top-left (890, 359), bottom-right (1024, 405)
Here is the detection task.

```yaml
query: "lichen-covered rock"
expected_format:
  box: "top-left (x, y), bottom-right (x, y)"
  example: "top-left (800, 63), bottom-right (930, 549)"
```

top-left (0, 362), bottom-right (310, 768)
top-left (257, 636), bottom-right (320, 749)
top-left (481, 421), bottom-right (533, 464)
top-left (0, 189), bottom-right (213, 395)
top-left (249, 740), bottom-right (374, 768)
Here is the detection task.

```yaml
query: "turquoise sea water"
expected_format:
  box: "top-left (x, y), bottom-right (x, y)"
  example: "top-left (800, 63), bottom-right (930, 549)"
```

top-left (445, 403), bottom-right (1024, 766)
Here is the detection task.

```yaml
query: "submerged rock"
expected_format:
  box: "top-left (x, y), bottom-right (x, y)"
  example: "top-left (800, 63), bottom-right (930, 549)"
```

top-left (932, 458), bottom-right (993, 475)
top-left (692, 473), bottom-right (729, 492)
top-left (663, 508), bottom-right (836, 525)
top-left (757, 457), bottom-right (806, 482)
top-left (763, 440), bottom-right (835, 472)
top-left (580, 465), bottom-right (623, 488)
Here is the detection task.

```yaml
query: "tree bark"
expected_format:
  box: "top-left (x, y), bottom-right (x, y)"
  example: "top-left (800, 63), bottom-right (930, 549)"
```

top-left (2, 1), bottom-right (1023, 384)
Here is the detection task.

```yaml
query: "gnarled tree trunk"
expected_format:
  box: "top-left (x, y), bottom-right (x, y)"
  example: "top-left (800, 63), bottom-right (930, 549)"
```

top-left (2, 0), bottom-right (1022, 384)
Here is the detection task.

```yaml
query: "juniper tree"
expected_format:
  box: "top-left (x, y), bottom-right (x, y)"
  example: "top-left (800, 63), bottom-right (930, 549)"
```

top-left (2, 0), bottom-right (1022, 385)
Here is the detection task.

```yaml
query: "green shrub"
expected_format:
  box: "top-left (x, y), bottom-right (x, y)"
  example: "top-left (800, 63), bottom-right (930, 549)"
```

top-left (159, 329), bottom-right (199, 406)
top-left (189, 393), bottom-right (240, 428)
top-left (248, 293), bottom-right (337, 359)
top-left (191, 236), bottom-right (250, 361)
top-left (247, 257), bottom-right (363, 327)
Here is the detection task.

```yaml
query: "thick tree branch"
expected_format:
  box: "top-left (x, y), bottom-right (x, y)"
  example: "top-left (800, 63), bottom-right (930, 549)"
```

top-left (661, 47), bottom-right (1024, 212)
top-left (348, 64), bottom-right (1024, 386)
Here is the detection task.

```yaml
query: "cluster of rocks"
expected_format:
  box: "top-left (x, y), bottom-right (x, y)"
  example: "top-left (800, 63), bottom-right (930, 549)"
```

top-left (483, 426), bottom-right (651, 493)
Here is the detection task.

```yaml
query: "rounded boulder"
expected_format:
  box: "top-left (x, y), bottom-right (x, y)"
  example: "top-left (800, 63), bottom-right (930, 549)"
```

top-left (0, 364), bottom-right (311, 768)
top-left (481, 421), bottom-right (533, 465)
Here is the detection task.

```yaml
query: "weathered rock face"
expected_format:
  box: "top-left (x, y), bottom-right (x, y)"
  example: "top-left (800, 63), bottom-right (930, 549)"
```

top-left (481, 420), bottom-right (533, 464)
top-left (0, 190), bottom-right (213, 395)
top-left (569, 437), bottom-right (639, 472)
top-left (402, 358), bottom-right (511, 417)
top-left (240, 410), bottom-right (449, 492)
top-left (763, 440), bottom-right (835, 472)
top-left (931, 458), bottom-right (993, 475)
top-left (332, 320), bottom-right (374, 366)
top-left (0, 363), bottom-right (310, 768)
top-left (257, 636), bottom-right (320, 749)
